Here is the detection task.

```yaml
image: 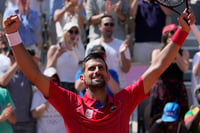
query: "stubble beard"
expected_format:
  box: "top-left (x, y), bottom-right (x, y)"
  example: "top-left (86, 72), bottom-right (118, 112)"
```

top-left (89, 80), bottom-right (106, 89)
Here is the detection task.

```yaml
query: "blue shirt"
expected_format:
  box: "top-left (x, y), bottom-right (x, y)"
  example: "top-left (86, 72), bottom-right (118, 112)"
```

top-left (75, 69), bottom-right (119, 97)
top-left (3, 8), bottom-right (40, 47)
top-left (49, 0), bottom-right (63, 19)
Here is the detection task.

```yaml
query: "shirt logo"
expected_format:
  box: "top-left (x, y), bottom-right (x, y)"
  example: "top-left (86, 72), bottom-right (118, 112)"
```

top-left (110, 106), bottom-right (117, 112)
top-left (85, 109), bottom-right (93, 119)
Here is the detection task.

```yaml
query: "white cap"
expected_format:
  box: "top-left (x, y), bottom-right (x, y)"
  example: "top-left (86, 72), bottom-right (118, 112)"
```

top-left (63, 22), bottom-right (79, 32)
top-left (43, 67), bottom-right (57, 77)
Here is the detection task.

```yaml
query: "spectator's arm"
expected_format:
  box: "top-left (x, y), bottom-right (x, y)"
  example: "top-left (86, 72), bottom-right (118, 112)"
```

top-left (185, 107), bottom-right (200, 131)
top-left (75, 4), bottom-right (85, 29)
top-left (0, 62), bottom-right (19, 87)
top-left (46, 45), bottom-right (65, 68)
top-left (119, 40), bottom-right (131, 73)
top-left (54, 2), bottom-right (73, 22)
top-left (159, 5), bottom-right (173, 16)
top-left (129, 0), bottom-right (138, 19)
top-left (193, 58), bottom-right (200, 76)
top-left (32, 102), bottom-right (49, 118)
top-left (175, 50), bottom-right (189, 72)
top-left (120, 52), bottom-right (131, 73)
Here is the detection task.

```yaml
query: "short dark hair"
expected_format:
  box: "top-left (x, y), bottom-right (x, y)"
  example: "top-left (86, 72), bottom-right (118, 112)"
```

top-left (99, 15), bottom-right (114, 24)
top-left (81, 53), bottom-right (108, 73)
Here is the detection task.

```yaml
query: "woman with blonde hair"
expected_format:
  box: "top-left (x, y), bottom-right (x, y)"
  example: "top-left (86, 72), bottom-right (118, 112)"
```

top-left (46, 22), bottom-right (85, 93)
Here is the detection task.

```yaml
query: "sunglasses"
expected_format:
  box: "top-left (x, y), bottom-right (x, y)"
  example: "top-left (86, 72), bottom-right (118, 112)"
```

top-left (169, 29), bottom-right (177, 34)
top-left (104, 22), bottom-right (114, 27)
top-left (68, 29), bottom-right (79, 35)
top-left (1, 47), bottom-right (8, 51)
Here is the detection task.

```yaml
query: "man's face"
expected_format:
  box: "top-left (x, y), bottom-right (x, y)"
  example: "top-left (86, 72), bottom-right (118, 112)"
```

top-left (99, 17), bottom-right (114, 38)
top-left (80, 58), bottom-right (109, 89)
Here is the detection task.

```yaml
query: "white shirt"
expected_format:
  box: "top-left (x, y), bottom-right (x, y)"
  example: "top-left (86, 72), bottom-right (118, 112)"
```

top-left (31, 89), bottom-right (67, 133)
top-left (191, 51), bottom-right (200, 106)
top-left (56, 42), bottom-right (85, 82)
top-left (0, 54), bottom-right (10, 77)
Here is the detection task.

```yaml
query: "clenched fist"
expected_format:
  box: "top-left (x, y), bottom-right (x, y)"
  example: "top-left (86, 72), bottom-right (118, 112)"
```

top-left (3, 15), bottom-right (21, 34)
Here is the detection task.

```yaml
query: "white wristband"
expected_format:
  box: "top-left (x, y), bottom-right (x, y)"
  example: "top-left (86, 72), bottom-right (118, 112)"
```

top-left (6, 32), bottom-right (22, 47)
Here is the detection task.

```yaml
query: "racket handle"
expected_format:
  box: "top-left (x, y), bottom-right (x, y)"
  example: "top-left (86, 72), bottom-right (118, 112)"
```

top-left (190, 24), bottom-right (200, 45)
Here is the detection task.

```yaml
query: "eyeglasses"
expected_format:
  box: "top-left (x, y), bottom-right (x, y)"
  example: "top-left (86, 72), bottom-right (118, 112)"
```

top-left (104, 22), bottom-right (114, 27)
top-left (1, 47), bottom-right (8, 51)
top-left (68, 30), bottom-right (79, 35)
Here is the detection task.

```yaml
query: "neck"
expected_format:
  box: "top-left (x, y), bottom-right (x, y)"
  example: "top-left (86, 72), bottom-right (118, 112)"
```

top-left (86, 87), bottom-right (108, 106)
top-left (100, 36), bottom-right (113, 43)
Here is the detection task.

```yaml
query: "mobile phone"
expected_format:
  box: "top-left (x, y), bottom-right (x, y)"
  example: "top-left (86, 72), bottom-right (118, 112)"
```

top-left (58, 42), bottom-right (66, 48)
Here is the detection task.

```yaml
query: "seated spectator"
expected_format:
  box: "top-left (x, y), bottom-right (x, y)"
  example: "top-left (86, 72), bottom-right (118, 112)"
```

top-left (75, 45), bottom-right (120, 97)
top-left (148, 102), bottom-right (188, 133)
top-left (184, 84), bottom-right (200, 133)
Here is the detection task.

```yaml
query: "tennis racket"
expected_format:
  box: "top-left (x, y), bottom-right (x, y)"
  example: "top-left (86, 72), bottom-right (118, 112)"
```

top-left (155, 0), bottom-right (189, 16)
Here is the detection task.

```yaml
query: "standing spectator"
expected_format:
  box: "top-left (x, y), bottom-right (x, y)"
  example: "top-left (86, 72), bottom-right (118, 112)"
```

top-left (85, 15), bottom-right (131, 89)
top-left (86, 0), bottom-right (129, 42)
top-left (148, 102), bottom-right (188, 133)
top-left (3, 0), bottom-right (41, 57)
top-left (3, 8), bottom-right (195, 133)
top-left (184, 84), bottom-right (200, 133)
top-left (148, 24), bottom-right (189, 126)
top-left (0, 31), bottom-right (10, 75)
top-left (0, 49), bottom-right (36, 133)
top-left (31, 67), bottom-right (67, 133)
top-left (190, 24), bottom-right (200, 106)
top-left (54, 0), bottom-right (85, 41)
top-left (46, 22), bottom-right (85, 93)
top-left (0, 88), bottom-right (16, 133)
top-left (130, 0), bottom-right (172, 64)
top-left (75, 45), bottom-right (120, 97)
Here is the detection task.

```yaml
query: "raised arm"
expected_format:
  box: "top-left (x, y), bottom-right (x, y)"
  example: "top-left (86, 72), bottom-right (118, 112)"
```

top-left (142, 8), bottom-right (195, 94)
top-left (3, 15), bottom-right (50, 97)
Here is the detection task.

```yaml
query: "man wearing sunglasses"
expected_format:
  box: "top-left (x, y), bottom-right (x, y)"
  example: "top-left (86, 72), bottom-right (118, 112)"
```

top-left (85, 15), bottom-right (131, 90)
top-left (86, 0), bottom-right (129, 42)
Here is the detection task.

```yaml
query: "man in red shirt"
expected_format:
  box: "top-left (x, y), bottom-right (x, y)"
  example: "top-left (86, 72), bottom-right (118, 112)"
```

top-left (3, 8), bottom-right (195, 133)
